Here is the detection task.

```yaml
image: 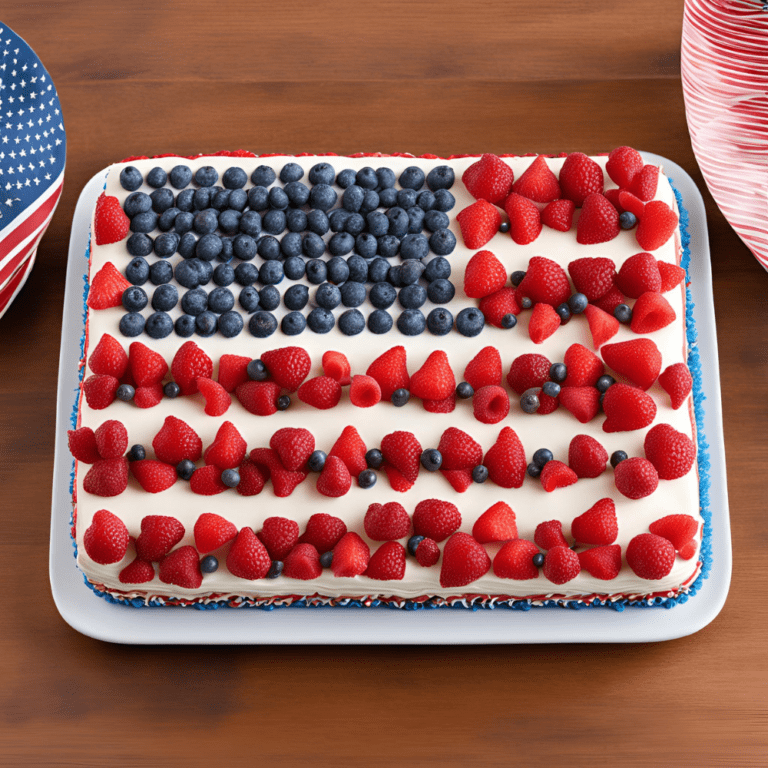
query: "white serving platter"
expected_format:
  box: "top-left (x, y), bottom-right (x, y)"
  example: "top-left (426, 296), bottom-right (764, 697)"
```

top-left (50, 153), bottom-right (731, 644)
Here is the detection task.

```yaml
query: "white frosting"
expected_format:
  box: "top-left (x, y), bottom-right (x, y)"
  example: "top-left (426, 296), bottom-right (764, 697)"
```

top-left (74, 153), bottom-right (701, 603)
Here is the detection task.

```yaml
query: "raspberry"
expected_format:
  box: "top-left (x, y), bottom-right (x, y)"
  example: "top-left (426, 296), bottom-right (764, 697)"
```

top-left (605, 146), bottom-right (644, 188)
top-left (349, 374), bottom-right (382, 407)
top-left (542, 546), bottom-right (581, 585)
top-left (89, 334), bottom-right (128, 379)
top-left (534, 387), bottom-right (560, 414)
top-left (159, 546), bottom-right (203, 590)
top-left (603, 188), bottom-right (625, 213)
top-left (269, 427), bottom-right (315, 471)
top-left (410, 350), bottom-right (455, 401)
top-left (227, 527), bottom-right (271, 580)
top-left (322, 350), bottom-right (351, 386)
top-left (658, 363), bottom-right (693, 410)
top-left (534, 520), bottom-right (569, 550)
top-left (618, 189), bottom-right (646, 219)
top-left (131, 459), bottom-right (177, 493)
top-left (415, 538), bottom-right (440, 567)
top-left (196, 377), bottom-right (231, 416)
top-left (134, 384), bottom-right (164, 409)
top-left (438, 427), bottom-right (482, 471)
top-left (479, 287), bottom-right (521, 327)
top-left (592, 284), bottom-right (627, 315)
top-left (571, 498), bottom-right (618, 545)
top-left (202, 421), bottom-right (247, 471)
top-left (614, 457), bottom-right (659, 499)
top-left (507, 353), bottom-right (551, 395)
top-left (540, 460), bottom-right (578, 492)
top-left (300, 513), bottom-right (347, 553)
top-left (528, 302), bottom-right (561, 344)
top-left (83, 374), bottom-right (119, 410)
top-left (135, 515), bottom-right (185, 561)
top-left (516, 256), bottom-right (571, 308)
top-left (171, 341), bottom-right (213, 396)
top-left (576, 193), bottom-right (620, 244)
top-left (259, 516), bottom-right (300, 560)
top-left (568, 257), bottom-right (617, 302)
top-left (649, 514), bottom-right (699, 550)
top-left (94, 192), bottom-right (130, 245)
top-left (658, 261), bottom-right (686, 293)
top-left (261, 346), bottom-right (311, 392)
top-left (423, 392), bottom-right (456, 413)
top-left (128, 341), bottom-right (168, 387)
top-left (235, 381), bottom-right (282, 415)
top-left (249, 447), bottom-right (308, 497)
top-left (365, 541), bottom-right (406, 580)
top-left (568, 434), bottom-right (608, 478)
top-left (463, 250), bottom-right (507, 299)
top-left (559, 152), bottom-right (603, 206)
top-left (119, 557), bottom-right (155, 584)
top-left (329, 425), bottom-right (368, 476)
top-left (440, 468), bottom-right (473, 493)
top-left (413, 499), bottom-right (461, 542)
top-left (331, 532), bottom-right (370, 578)
top-left (366, 345), bottom-right (409, 401)
top-left (512, 155), bottom-right (561, 203)
top-left (456, 199), bottom-right (502, 249)
top-left (83, 509), bottom-right (129, 565)
top-left (679, 540), bottom-right (698, 560)
top-left (541, 198), bottom-right (575, 232)
top-left (472, 501), bottom-right (517, 543)
top-left (189, 465), bottom-right (228, 496)
top-left (578, 545), bottom-right (622, 580)
top-left (83, 457), bottom-right (128, 497)
top-left (583, 304), bottom-right (619, 349)
top-left (364, 502), bottom-right (411, 541)
top-left (493, 539), bottom-right (540, 580)
top-left (439, 532), bottom-right (491, 588)
top-left (630, 292), bottom-right (676, 334)
top-left (153, 416), bottom-right (202, 465)
top-left (218, 354), bottom-right (251, 392)
top-left (87, 262), bottom-right (131, 309)
top-left (635, 200), bottom-right (678, 251)
top-left (316, 455), bottom-right (352, 497)
top-left (559, 386), bottom-right (600, 423)
top-left (381, 430), bottom-right (422, 491)
top-left (504, 192), bottom-right (542, 244)
top-left (472, 385), bottom-right (510, 424)
top-left (194, 512), bottom-right (238, 553)
top-left (283, 543), bottom-right (322, 580)
top-left (464, 346), bottom-right (502, 390)
top-left (602, 383), bottom-right (657, 432)
top-left (237, 457), bottom-right (269, 496)
top-left (298, 376), bottom-right (342, 409)
top-left (616, 252), bottom-right (662, 298)
top-left (483, 426), bottom-right (526, 488)
top-left (644, 423), bottom-right (696, 480)
top-left (462, 153), bottom-right (515, 204)
top-left (626, 533), bottom-right (675, 579)
top-left (628, 164), bottom-right (659, 202)
top-left (68, 427), bottom-right (100, 464)
top-left (602, 338), bottom-right (662, 392)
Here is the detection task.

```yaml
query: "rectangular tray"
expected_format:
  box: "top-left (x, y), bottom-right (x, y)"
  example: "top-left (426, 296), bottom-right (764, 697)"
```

top-left (49, 153), bottom-right (731, 644)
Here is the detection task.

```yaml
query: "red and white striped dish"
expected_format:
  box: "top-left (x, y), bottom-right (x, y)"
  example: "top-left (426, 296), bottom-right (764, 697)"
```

top-left (0, 253), bottom-right (37, 320)
top-left (682, 0), bottom-right (768, 271)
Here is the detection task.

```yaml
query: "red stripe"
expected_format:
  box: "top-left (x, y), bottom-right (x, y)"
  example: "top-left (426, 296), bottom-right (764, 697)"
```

top-left (0, 181), bottom-right (63, 262)
top-left (0, 255), bottom-right (35, 314)
top-left (0, 229), bottom-right (42, 287)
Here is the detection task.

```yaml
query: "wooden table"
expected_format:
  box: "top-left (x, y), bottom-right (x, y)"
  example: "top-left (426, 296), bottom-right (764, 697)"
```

top-left (1, 2), bottom-right (764, 765)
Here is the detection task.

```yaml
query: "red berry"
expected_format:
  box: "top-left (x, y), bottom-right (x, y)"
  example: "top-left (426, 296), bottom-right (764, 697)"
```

top-left (322, 350), bottom-right (351, 386)
top-left (559, 152), bottom-right (604, 206)
top-left (202, 421), bottom-right (247, 470)
top-left (606, 146), bottom-right (644, 188)
top-left (131, 459), bottom-right (177, 493)
top-left (568, 434), bottom-right (608, 478)
top-left (463, 250), bottom-right (507, 299)
top-left (504, 192), bottom-right (542, 245)
top-left (493, 539), bottom-right (540, 580)
top-left (616, 252), bottom-right (661, 298)
top-left (603, 188), bottom-right (625, 214)
top-left (260, 346), bottom-right (311, 392)
top-left (456, 200), bottom-right (502, 249)
top-left (410, 350), bottom-right (455, 401)
top-left (284, 543), bottom-right (322, 580)
top-left (128, 341), bottom-right (168, 387)
top-left (316, 455), bottom-right (352, 497)
top-left (512, 155), bottom-right (561, 203)
top-left (119, 557), bottom-right (155, 584)
top-left (194, 512), bottom-right (238, 554)
top-left (483, 426), bottom-right (526, 488)
top-left (679, 540), bottom-right (698, 561)
top-left (602, 383), bottom-right (656, 432)
top-left (542, 546), bottom-right (581, 585)
top-left (415, 538), bottom-right (440, 567)
top-left (364, 502), bottom-right (411, 541)
top-left (472, 385), bottom-right (510, 424)
top-left (133, 383), bottom-right (164, 409)
top-left (644, 423), bottom-right (696, 480)
top-left (196, 377), bottom-right (231, 416)
top-left (298, 376), bottom-right (342, 409)
top-left (159, 546), bottom-right (202, 590)
top-left (135, 515), bottom-right (185, 561)
top-left (440, 468), bottom-right (473, 493)
top-left (413, 498), bottom-right (461, 543)
top-left (365, 541), bottom-right (406, 580)
top-left (576, 193), bottom-right (620, 244)
top-left (68, 426), bottom-right (101, 464)
top-left (89, 333), bottom-right (128, 379)
top-left (516, 256), bottom-right (571, 308)
top-left (649, 514), bottom-right (699, 551)
top-left (171, 341), bottom-right (213, 396)
top-left (472, 501), bottom-right (517, 543)
top-left (83, 374), bottom-right (119, 410)
top-left (602, 338), bottom-right (662, 391)
top-left (349, 374), bottom-right (382, 407)
top-left (235, 380), bottom-right (282, 416)
top-left (464, 346), bottom-right (502, 390)
top-left (614, 457), bottom-right (659, 499)
top-left (87, 262), bottom-right (131, 310)
top-left (618, 189), bottom-right (646, 219)
top-left (636, 200), bottom-right (678, 251)
top-left (626, 533), bottom-right (675, 579)
top-left (534, 387), bottom-right (560, 415)
top-left (94, 192), bottom-right (130, 245)
top-left (227, 527), bottom-right (271, 580)
top-left (507, 353), bottom-right (552, 395)
top-left (269, 427), bottom-right (314, 471)
top-left (249, 447), bottom-right (308, 497)
top-left (218, 354), bottom-right (251, 393)
top-left (658, 261), bottom-right (686, 293)
top-left (259, 516), bottom-right (300, 560)
top-left (534, 520), bottom-right (569, 550)
top-left (300, 513), bottom-right (347, 553)
top-left (153, 415), bottom-right (202, 465)
top-left (568, 257), bottom-right (617, 302)
top-left (584, 304), bottom-right (619, 349)
top-left (462, 153), bottom-right (514, 204)
top-left (559, 386), bottom-right (600, 423)
top-left (628, 164), bottom-right (659, 202)
top-left (591, 283), bottom-right (627, 315)
top-left (366, 345), bottom-right (409, 401)
top-left (529, 303), bottom-right (561, 344)
top-left (237, 457), bottom-right (269, 497)
top-left (189, 465), bottom-right (228, 496)
top-left (83, 457), bottom-right (129, 497)
top-left (578, 545), bottom-right (622, 580)
top-left (83, 509), bottom-right (129, 564)
top-left (540, 460), bottom-right (578, 492)
top-left (630, 292), bottom-right (676, 334)
top-left (439, 532), bottom-right (491, 588)
top-left (658, 363), bottom-right (693, 410)
top-left (381, 430), bottom-right (422, 490)
top-left (331, 532), bottom-right (370, 577)
top-left (541, 198), bottom-right (575, 232)
top-left (329, 425), bottom-right (368, 476)
top-left (438, 427), bottom-right (482, 471)
top-left (571, 498), bottom-right (618, 545)
top-left (479, 287), bottom-right (522, 327)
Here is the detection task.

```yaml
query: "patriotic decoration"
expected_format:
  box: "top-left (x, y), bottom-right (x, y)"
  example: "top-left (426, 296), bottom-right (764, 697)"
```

top-left (682, 0), bottom-right (768, 271)
top-left (0, 22), bottom-right (65, 318)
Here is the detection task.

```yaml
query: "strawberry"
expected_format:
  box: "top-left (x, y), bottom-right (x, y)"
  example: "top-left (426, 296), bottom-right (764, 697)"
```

top-left (616, 252), bottom-right (661, 298)
top-left (331, 532), bottom-right (370, 577)
top-left (559, 386), bottom-right (600, 423)
top-left (493, 539), bottom-right (540, 580)
top-left (415, 538), bottom-right (440, 567)
top-left (630, 292), bottom-right (676, 334)
top-left (349, 374), bottom-right (381, 407)
top-left (615, 457), bottom-right (659, 499)
top-left (159, 546), bottom-right (203, 589)
top-left (618, 189), bottom-right (646, 219)
top-left (364, 502), bottom-right (411, 541)
top-left (227, 527), bottom-right (271, 580)
top-left (472, 501), bottom-right (517, 543)
top-left (83, 458), bottom-right (129, 497)
top-left (603, 339), bottom-right (661, 393)
top-left (512, 155), bottom-right (561, 203)
top-left (568, 257), bottom-right (617, 302)
top-left (87, 262), bottom-right (131, 310)
top-left (269, 427), bottom-right (314, 471)
top-left (300, 513), bottom-right (347, 553)
top-left (260, 346), bottom-right (311, 391)
top-left (249, 447), bottom-right (307, 497)
top-left (559, 152), bottom-right (604, 206)
top-left (119, 558), bottom-right (155, 584)
top-left (507, 353), bottom-right (551, 395)
top-left (316, 455), bottom-right (352, 497)
top-left (89, 334), bottom-right (128, 378)
top-left (584, 304), bottom-right (619, 348)
top-left (649, 514), bottom-right (699, 550)
top-left (366, 345), bottom-right (409, 400)
top-left (479, 287), bottom-right (522, 327)
top-left (365, 541), bottom-right (406, 580)
top-left (534, 520), bottom-right (569, 550)
top-left (235, 381), bottom-right (282, 415)
top-left (413, 499), bottom-right (461, 542)
top-left (483, 426), bottom-right (526, 489)
top-left (644, 423), bottom-right (696, 480)
top-left (529, 303), bottom-right (561, 344)
top-left (381, 431), bottom-right (422, 490)
top-left (578, 545), bottom-right (621, 580)
top-left (636, 200), bottom-right (678, 251)
top-left (128, 341), bottom-right (167, 387)
top-left (540, 460), bottom-right (578, 492)
top-left (515, 256), bottom-right (571, 308)
top-left (153, 416), bottom-right (202, 464)
top-left (196, 377), bottom-right (231, 416)
top-left (283, 543), bottom-right (322, 580)
top-left (205, 421), bottom-right (247, 469)
top-left (628, 164), bottom-right (659, 202)
top-left (68, 427), bottom-right (101, 464)
top-left (568, 434), bottom-right (608, 478)
top-left (504, 192), bottom-right (542, 244)
top-left (94, 192), bottom-right (130, 245)
top-left (131, 459), bottom-right (177, 493)
top-left (463, 250), bottom-right (507, 299)
top-left (193, 512), bottom-right (237, 553)
top-left (439, 532), bottom-right (491, 588)
top-left (410, 350), bottom-right (455, 401)
top-left (472, 385), bottom-right (510, 424)
top-left (237, 457), bottom-right (269, 496)
top-left (462, 153), bottom-right (514, 204)
top-left (439, 469), bottom-right (473, 493)
top-left (92, 421), bottom-right (126, 461)
top-left (562, 345), bottom-right (605, 387)
top-left (189, 465), bottom-right (228, 495)
top-left (134, 384), bottom-right (164, 409)
top-left (576, 193), bottom-right (620, 244)
top-left (541, 199), bottom-right (575, 231)
top-left (592, 284), bottom-right (627, 315)
top-left (438, 427), bottom-right (482, 471)
top-left (658, 363), bottom-right (693, 409)
top-left (602, 383), bottom-right (657, 432)
top-left (171, 341), bottom-right (213, 396)
top-left (259, 516), bottom-right (300, 560)
top-left (605, 146), bottom-right (644, 188)
top-left (658, 261), bottom-right (686, 293)
top-left (626, 533), bottom-right (675, 579)
top-left (83, 509), bottom-right (129, 564)
top-left (679, 540), bottom-right (698, 560)
top-left (83, 374), bottom-right (119, 410)
top-left (218, 354), bottom-right (251, 393)
top-left (542, 546), bottom-right (581, 584)
top-left (298, 376), bottom-right (342, 409)
top-left (603, 188), bottom-right (625, 214)
top-left (464, 346), bottom-right (502, 390)
top-left (329, 425), bottom-right (368, 476)
top-left (322, 350), bottom-right (351, 386)
top-left (534, 387), bottom-right (560, 415)
top-left (135, 515), bottom-right (185, 561)
top-left (456, 200), bottom-right (502, 249)
top-left (571, 498), bottom-right (618, 545)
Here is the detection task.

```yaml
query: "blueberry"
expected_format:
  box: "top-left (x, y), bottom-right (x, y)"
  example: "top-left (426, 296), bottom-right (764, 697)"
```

top-left (501, 313), bottom-right (518, 329)
top-left (176, 189), bottom-right (195, 213)
top-left (169, 164), bottom-right (192, 189)
top-left (259, 261), bottom-right (284, 285)
top-left (277, 395), bottom-right (291, 411)
top-left (228, 189), bottom-right (248, 212)
top-left (263, 209), bottom-right (287, 235)
top-left (281, 311), bottom-right (306, 336)
top-left (420, 449), bottom-right (443, 472)
top-left (175, 314), bottom-right (196, 337)
top-left (283, 256), bottom-right (306, 282)
top-left (120, 166), bottom-right (143, 192)
top-left (400, 233), bottom-right (429, 261)
top-left (329, 232), bottom-right (354, 257)
top-left (191, 210), bottom-right (216, 235)
top-left (427, 165), bottom-right (455, 191)
top-left (427, 278), bottom-right (455, 304)
top-left (247, 187), bottom-right (269, 213)
top-left (417, 190), bottom-right (436, 212)
top-left (329, 208), bottom-right (352, 233)
top-left (611, 450), bottom-right (628, 468)
top-left (267, 188), bottom-right (289, 213)
top-left (364, 449), bottom-right (383, 470)
top-left (284, 284), bottom-right (309, 311)
top-left (239, 286), bottom-right (260, 313)
top-left (555, 303), bottom-right (572, 325)
top-left (195, 311), bottom-right (218, 336)
top-left (150, 187), bottom-right (174, 215)
top-left (386, 207), bottom-right (409, 238)
top-left (191, 233), bottom-right (219, 262)
top-left (193, 258), bottom-right (213, 286)
top-left (372, 166), bottom-right (394, 188)
top-left (208, 286), bottom-right (234, 314)
top-left (568, 293), bottom-right (588, 314)
top-left (214, 263), bottom-right (235, 287)
top-left (164, 382), bottom-right (180, 398)
top-left (217, 466), bottom-right (240, 489)
top-left (427, 307), bottom-right (454, 336)
top-left (128, 443), bottom-right (146, 461)
top-left (352, 166), bottom-right (375, 190)
top-left (336, 168), bottom-right (356, 188)
top-left (397, 309), bottom-right (426, 336)
top-left (319, 551), bottom-right (334, 568)
top-left (177, 232), bottom-right (197, 259)
top-left (145, 311), bottom-right (174, 339)
top-left (219, 166), bottom-right (246, 190)
top-left (365, 309), bottom-right (391, 334)
top-left (456, 381), bottom-right (474, 399)
top-left (305, 258), bottom-right (327, 284)
top-left (499, 221), bottom-right (511, 234)
top-left (399, 260), bottom-right (423, 286)
top-left (306, 162), bottom-right (334, 186)
top-left (176, 459), bottom-right (196, 481)
top-left (215, 309), bottom-right (242, 338)
top-left (316, 282), bottom-right (341, 310)
top-left (181, 288), bottom-right (208, 316)
top-left (145, 166), bottom-right (167, 190)
top-left (152, 284), bottom-right (178, 312)
top-left (341, 281), bottom-right (366, 308)
top-left (130, 211), bottom-right (158, 234)
top-left (307, 307), bottom-right (335, 333)
top-left (377, 234), bottom-right (400, 258)
top-left (358, 469), bottom-right (377, 489)
top-left (126, 233), bottom-right (154, 258)
top-left (365, 258), bottom-right (387, 284)
top-left (342, 185), bottom-right (364, 212)
top-left (259, 285), bottom-right (281, 310)
top-left (378, 187), bottom-right (398, 208)
top-left (456, 307), bottom-right (484, 337)
top-left (345, 214), bottom-right (365, 238)
top-left (126, 257), bottom-right (150, 286)
top-left (532, 448), bottom-right (554, 468)
top-left (257, 235), bottom-right (280, 261)
top-left (238, 210), bottom-right (262, 238)
top-left (398, 284), bottom-right (427, 310)
top-left (195, 166), bottom-right (218, 187)
top-left (286, 208), bottom-right (308, 234)
top-left (218, 209), bottom-right (241, 235)
top-left (265, 559), bottom-right (283, 579)
top-left (614, 304), bottom-right (632, 324)
top-left (407, 206), bottom-right (425, 234)
top-left (303, 232), bottom-right (326, 259)
top-left (542, 381), bottom-right (561, 398)
top-left (433, 189), bottom-right (455, 212)
top-left (429, 229), bottom-right (457, 256)
top-left (338, 308), bottom-right (365, 336)
top-left (472, 465), bottom-right (489, 483)
top-left (346, 254), bottom-right (369, 283)
top-left (174, 211), bottom-right (194, 235)
top-left (596, 374), bottom-right (616, 393)
top-left (355, 233), bottom-right (378, 259)
top-left (116, 384), bottom-right (135, 402)
top-left (532, 552), bottom-right (545, 568)
top-left (124, 191), bottom-right (152, 217)
top-left (368, 282), bottom-right (395, 310)
top-left (234, 262), bottom-right (259, 287)
top-left (365, 211), bottom-right (388, 238)
top-left (520, 391), bottom-right (540, 414)
top-left (391, 388), bottom-right (410, 407)
top-left (158, 207), bottom-right (180, 231)
top-left (407, 535), bottom-right (425, 557)
top-left (200, 555), bottom-right (219, 575)
top-left (508, 271), bottom-right (525, 288)
top-left (280, 162), bottom-right (303, 183)
top-left (520, 297), bottom-right (533, 310)
top-left (424, 257), bottom-right (451, 282)
top-left (308, 450), bottom-right (327, 472)
top-left (122, 286), bottom-right (148, 312)
top-left (397, 188), bottom-right (418, 210)
top-left (192, 187), bottom-right (212, 211)
top-left (619, 211), bottom-right (637, 230)
top-left (399, 166), bottom-right (425, 191)
top-left (151, 232), bottom-right (177, 259)
top-left (212, 189), bottom-right (232, 211)
top-left (309, 183), bottom-right (337, 212)
top-left (251, 165), bottom-right (276, 187)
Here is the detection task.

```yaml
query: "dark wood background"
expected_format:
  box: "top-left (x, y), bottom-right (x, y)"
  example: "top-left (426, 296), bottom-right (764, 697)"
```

top-left (1, 2), bottom-right (765, 765)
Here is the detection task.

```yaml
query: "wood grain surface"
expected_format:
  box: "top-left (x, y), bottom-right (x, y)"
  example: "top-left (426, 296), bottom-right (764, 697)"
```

top-left (0, 2), bottom-right (765, 766)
